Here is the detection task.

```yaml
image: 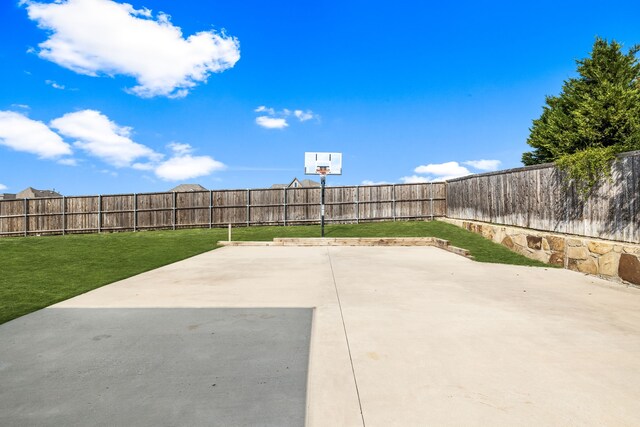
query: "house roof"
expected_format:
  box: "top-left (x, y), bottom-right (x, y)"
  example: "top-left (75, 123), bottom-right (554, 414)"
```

top-left (271, 178), bottom-right (320, 189)
top-left (299, 179), bottom-right (321, 187)
top-left (16, 187), bottom-right (62, 199)
top-left (170, 184), bottom-right (208, 192)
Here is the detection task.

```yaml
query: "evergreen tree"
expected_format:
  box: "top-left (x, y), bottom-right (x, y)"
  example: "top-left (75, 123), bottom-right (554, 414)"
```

top-left (522, 38), bottom-right (640, 192)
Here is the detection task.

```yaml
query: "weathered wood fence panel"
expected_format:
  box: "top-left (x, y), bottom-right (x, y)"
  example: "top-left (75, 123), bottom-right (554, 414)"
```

top-left (4, 152), bottom-right (638, 243)
top-left (0, 183), bottom-right (446, 237)
top-left (212, 190), bottom-right (248, 226)
top-left (66, 196), bottom-right (99, 233)
top-left (176, 191), bottom-right (210, 228)
top-left (248, 188), bottom-right (284, 225)
top-left (0, 200), bottom-right (26, 236)
top-left (286, 187), bottom-right (320, 224)
top-left (447, 150), bottom-right (640, 243)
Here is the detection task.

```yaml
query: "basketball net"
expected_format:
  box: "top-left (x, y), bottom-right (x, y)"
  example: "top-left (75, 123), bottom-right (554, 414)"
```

top-left (316, 166), bottom-right (329, 176)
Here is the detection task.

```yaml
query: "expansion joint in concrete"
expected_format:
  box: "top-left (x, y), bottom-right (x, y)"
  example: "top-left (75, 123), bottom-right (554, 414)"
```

top-left (326, 248), bottom-right (367, 427)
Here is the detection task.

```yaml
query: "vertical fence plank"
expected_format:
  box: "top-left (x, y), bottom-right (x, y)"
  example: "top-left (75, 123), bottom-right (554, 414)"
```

top-left (98, 195), bottom-right (102, 233)
top-left (172, 192), bottom-right (177, 230)
top-left (209, 191), bottom-right (213, 229)
top-left (430, 182), bottom-right (434, 220)
top-left (246, 189), bottom-right (250, 226)
top-left (283, 188), bottom-right (287, 226)
top-left (23, 198), bottom-right (28, 237)
top-left (62, 196), bottom-right (66, 235)
top-left (355, 186), bottom-right (360, 224)
top-left (133, 194), bottom-right (138, 232)
top-left (392, 184), bottom-right (396, 221)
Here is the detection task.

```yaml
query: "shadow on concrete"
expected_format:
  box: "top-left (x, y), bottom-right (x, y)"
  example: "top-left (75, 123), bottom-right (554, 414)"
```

top-left (0, 307), bottom-right (312, 427)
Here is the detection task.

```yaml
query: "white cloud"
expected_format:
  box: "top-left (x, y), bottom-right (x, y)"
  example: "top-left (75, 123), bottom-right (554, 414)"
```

top-left (99, 169), bottom-right (118, 177)
top-left (463, 159), bottom-right (501, 171)
top-left (0, 184), bottom-right (7, 191)
top-left (57, 158), bottom-right (78, 166)
top-left (256, 116), bottom-right (288, 129)
top-left (1, 108), bottom-right (226, 181)
top-left (254, 105), bottom-right (275, 115)
top-left (167, 141), bottom-right (193, 155)
top-left (254, 106), bottom-right (317, 128)
top-left (24, 0), bottom-right (240, 98)
top-left (400, 175), bottom-right (431, 184)
top-left (45, 79), bottom-right (65, 90)
top-left (294, 110), bottom-right (315, 122)
top-left (404, 161), bottom-right (474, 182)
top-left (50, 109), bottom-right (160, 167)
top-left (0, 110), bottom-right (72, 158)
top-left (362, 180), bottom-right (391, 186)
top-left (414, 161), bottom-right (470, 177)
top-left (155, 154), bottom-right (225, 181)
top-left (409, 160), bottom-right (501, 183)
top-left (131, 162), bottom-right (155, 171)
top-left (11, 104), bottom-right (30, 110)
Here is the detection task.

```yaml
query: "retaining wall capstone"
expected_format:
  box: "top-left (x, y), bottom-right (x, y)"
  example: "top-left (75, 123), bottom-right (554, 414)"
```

top-left (440, 218), bottom-right (640, 287)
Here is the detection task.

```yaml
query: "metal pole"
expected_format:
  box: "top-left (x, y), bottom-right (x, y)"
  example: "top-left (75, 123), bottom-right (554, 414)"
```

top-left (430, 182), bottom-right (434, 220)
top-left (246, 189), bottom-right (250, 226)
top-left (209, 190), bottom-right (213, 229)
top-left (133, 193), bottom-right (138, 231)
top-left (321, 175), bottom-right (326, 237)
top-left (23, 198), bottom-right (28, 237)
top-left (172, 192), bottom-right (177, 230)
top-left (392, 184), bottom-right (396, 221)
top-left (355, 185), bottom-right (359, 224)
top-left (283, 188), bottom-right (287, 226)
top-left (62, 196), bottom-right (66, 235)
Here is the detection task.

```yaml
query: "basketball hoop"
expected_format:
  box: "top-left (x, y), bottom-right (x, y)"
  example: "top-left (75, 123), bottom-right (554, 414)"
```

top-left (305, 152), bottom-right (343, 238)
top-left (316, 166), bottom-right (330, 176)
top-left (305, 152), bottom-right (342, 176)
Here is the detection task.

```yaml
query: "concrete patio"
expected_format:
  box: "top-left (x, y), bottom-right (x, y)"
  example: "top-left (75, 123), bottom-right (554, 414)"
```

top-left (1, 246), bottom-right (639, 426)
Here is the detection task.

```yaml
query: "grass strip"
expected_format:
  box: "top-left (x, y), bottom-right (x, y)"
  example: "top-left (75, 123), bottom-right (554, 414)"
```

top-left (0, 220), bottom-right (549, 324)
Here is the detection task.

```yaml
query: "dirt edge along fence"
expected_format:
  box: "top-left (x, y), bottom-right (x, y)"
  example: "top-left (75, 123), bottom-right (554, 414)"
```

top-left (446, 150), bottom-right (640, 244)
top-left (0, 183), bottom-right (446, 237)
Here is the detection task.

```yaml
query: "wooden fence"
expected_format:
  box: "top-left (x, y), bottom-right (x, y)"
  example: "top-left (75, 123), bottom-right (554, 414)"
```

top-left (0, 183), bottom-right (446, 237)
top-left (447, 150), bottom-right (640, 244)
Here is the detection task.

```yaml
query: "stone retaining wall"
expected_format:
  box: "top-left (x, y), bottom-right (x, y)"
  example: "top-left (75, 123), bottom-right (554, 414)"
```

top-left (440, 218), bottom-right (640, 287)
top-left (219, 237), bottom-right (471, 258)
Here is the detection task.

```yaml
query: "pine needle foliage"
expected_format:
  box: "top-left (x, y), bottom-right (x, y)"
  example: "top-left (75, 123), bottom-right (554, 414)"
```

top-left (522, 38), bottom-right (640, 195)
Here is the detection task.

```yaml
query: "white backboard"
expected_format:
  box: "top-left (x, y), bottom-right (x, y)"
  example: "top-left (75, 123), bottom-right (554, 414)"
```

top-left (304, 152), bottom-right (342, 175)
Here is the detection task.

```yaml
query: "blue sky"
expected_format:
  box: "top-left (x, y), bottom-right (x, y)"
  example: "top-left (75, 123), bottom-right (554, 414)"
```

top-left (1, 0), bottom-right (639, 196)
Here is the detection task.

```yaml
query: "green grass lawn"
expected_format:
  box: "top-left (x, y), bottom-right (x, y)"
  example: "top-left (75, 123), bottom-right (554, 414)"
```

top-left (0, 220), bottom-right (549, 325)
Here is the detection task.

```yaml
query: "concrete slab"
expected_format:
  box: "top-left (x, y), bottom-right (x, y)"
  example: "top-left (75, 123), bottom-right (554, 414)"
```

top-left (0, 308), bottom-right (312, 427)
top-left (2, 246), bottom-right (640, 426)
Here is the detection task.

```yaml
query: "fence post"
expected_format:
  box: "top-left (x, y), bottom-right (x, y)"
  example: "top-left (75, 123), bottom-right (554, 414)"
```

top-left (392, 184), bottom-right (396, 221)
top-left (430, 182), bottom-right (434, 220)
top-left (98, 195), bottom-right (102, 233)
top-left (133, 193), bottom-right (137, 232)
top-left (23, 198), bottom-right (28, 237)
top-left (283, 188), bottom-right (287, 226)
top-left (444, 181), bottom-right (448, 217)
top-left (172, 192), bottom-right (177, 230)
top-left (355, 186), bottom-right (359, 224)
top-left (246, 189), bottom-right (251, 226)
top-left (62, 196), bottom-right (66, 235)
top-left (209, 190), bottom-right (213, 229)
